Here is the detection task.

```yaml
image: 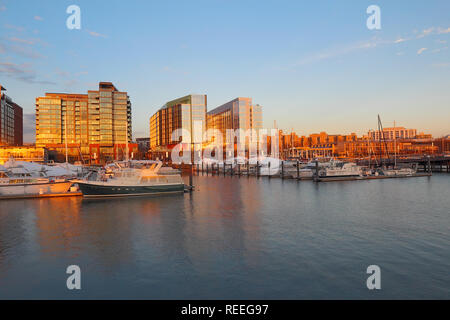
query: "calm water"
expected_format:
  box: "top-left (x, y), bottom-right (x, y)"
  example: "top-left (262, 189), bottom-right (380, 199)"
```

top-left (0, 174), bottom-right (449, 299)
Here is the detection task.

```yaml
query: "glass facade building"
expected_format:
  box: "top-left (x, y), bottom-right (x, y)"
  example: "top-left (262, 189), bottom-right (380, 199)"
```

top-left (207, 97), bottom-right (263, 145)
top-left (35, 82), bottom-right (132, 163)
top-left (0, 85), bottom-right (23, 146)
top-left (150, 94), bottom-right (207, 153)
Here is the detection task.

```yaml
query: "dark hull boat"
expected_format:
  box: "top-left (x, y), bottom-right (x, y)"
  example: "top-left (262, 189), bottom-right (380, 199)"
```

top-left (76, 161), bottom-right (186, 198)
top-left (77, 181), bottom-right (185, 197)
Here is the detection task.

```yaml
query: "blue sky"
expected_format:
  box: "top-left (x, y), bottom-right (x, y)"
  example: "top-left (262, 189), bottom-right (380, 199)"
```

top-left (0, 0), bottom-right (449, 142)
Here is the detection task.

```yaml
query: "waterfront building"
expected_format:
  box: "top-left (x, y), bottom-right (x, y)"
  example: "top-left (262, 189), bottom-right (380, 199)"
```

top-left (207, 97), bottom-right (263, 157)
top-left (35, 82), bottom-right (132, 163)
top-left (0, 84), bottom-right (23, 146)
top-left (0, 145), bottom-right (47, 165)
top-left (149, 94), bottom-right (207, 160)
top-left (207, 97), bottom-right (263, 133)
top-left (368, 126), bottom-right (417, 141)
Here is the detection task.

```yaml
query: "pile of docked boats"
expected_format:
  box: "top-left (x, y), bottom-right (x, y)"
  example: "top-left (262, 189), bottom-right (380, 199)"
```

top-left (0, 158), bottom-right (186, 200)
top-left (287, 158), bottom-right (422, 182)
top-left (0, 158), bottom-right (82, 199)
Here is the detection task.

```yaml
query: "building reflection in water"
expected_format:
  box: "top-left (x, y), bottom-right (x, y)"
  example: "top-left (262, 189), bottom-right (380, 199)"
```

top-left (0, 176), bottom-right (263, 282)
top-left (180, 175), bottom-right (262, 271)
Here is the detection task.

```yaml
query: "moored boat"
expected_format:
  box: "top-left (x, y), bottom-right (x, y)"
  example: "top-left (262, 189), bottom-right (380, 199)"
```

top-left (76, 161), bottom-right (185, 198)
top-left (0, 168), bottom-right (75, 198)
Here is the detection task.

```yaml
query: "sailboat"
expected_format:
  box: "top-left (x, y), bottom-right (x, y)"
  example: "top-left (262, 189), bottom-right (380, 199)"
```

top-left (376, 116), bottom-right (417, 177)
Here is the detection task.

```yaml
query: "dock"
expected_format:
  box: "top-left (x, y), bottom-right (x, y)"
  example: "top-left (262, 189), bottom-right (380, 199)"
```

top-left (0, 192), bottom-right (83, 200)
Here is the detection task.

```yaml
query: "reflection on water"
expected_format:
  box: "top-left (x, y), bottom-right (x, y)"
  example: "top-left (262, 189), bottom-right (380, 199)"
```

top-left (0, 174), bottom-right (449, 299)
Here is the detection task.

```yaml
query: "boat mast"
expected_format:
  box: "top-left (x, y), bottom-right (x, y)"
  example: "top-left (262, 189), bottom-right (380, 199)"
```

top-left (64, 110), bottom-right (68, 163)
top-left (377, 115), bottom-right (390, 167)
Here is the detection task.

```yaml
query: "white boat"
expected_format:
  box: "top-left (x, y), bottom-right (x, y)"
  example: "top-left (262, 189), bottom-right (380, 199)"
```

top-left (0, 168), bottom-right (74, 198)
top-left (316, 162), bottom-right (362, 181)
top-left (381, 167), bottom-right (416, 177)
top-left (294, 158), bottom-right (342, 179)
top-left (76, 161), bottom-right (185, 198)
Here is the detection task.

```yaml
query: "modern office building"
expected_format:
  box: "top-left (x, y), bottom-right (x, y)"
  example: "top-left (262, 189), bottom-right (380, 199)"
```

top-left (35, 82), bottom-right (132, 163)
top-left (149, 94), bottom-right (207, 159)
top-left (207, 97), bottom-right (263, 150)
top-left (0, 84), bottom-right (23, 146)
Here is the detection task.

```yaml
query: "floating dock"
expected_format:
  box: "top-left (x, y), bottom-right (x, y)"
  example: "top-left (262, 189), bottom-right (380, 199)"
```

top-left (314, 172), bottom-right (432, 182)
top-left (0, 192), bottom-right (83, 200)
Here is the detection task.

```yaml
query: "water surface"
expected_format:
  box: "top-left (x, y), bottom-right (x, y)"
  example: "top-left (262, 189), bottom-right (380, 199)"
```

top-left (0, 174), bottom-right (449, 299)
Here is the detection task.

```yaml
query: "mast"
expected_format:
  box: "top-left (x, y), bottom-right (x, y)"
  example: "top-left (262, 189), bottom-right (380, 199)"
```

top-left (377, 114), bottom-right (390, 167)
top-left (64, 110), bottom-right (68, 163)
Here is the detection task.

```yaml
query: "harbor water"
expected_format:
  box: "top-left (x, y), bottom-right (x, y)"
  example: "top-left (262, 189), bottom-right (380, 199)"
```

top-left (0, 174), bottom-right (449, 299)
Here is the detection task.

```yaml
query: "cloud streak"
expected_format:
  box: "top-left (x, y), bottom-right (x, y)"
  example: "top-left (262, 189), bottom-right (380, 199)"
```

top-left (86, 30), bottom-right (108, 38)
top-left (0, 61), bottom-right (56, 84)
top-left (417, 47), bottom-right (427, 55)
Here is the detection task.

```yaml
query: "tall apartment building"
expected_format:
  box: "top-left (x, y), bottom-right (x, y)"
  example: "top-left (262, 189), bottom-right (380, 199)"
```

top-left (207, 97), bottom-right (263, 147)
top-left (150, 94), bottom-right (207, 156)
top-left (36, 82), bottom-right (132, 163)
top-left (0, 84), bottom-right (23, 146)
top-left (368, 127), bottom-right (417, 141)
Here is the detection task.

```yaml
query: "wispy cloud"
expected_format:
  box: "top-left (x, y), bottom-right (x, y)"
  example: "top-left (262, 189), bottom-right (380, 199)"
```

top-left (34, 16), bottom-right (44, 21)
top-left (0, 61), bottom-right (55, 84)
top-left (86, 30), bottom-right (108, 38)
top-left (432, 62), bottom-right (450, 68)
top-left (4, 23), bottom-right (25, 32)
top-left (417, 27), bottom-right (434, 38)
top-left (417, 48), bottom-right (427, 55)
top-left (0, 5), bottom-right (6, 12)
top-left (8, 37), bottom-right (38, 45)
top-left (432, 46), bottom-right (448, 54)
top-left (394, 38), bottom-right (408, 43)
top-left (437, 27), bottom-right (450, 34)
top-left (0, 41), bottom-right (44, 59)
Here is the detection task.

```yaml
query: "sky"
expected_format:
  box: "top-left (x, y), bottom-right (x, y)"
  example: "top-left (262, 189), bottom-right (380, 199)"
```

top-left (0, 0), bottom-right (449, 143)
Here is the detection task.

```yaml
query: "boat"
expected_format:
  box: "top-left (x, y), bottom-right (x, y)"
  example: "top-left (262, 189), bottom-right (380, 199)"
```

top-left (294, 158), bottom-right (342, 179)
top-left (316, 162), bottom-right (363, 181)
top-left (380, 166), bottom-right (417, 177)
top-left (76, 161), bottom-right (185, 198)
top-left (249, 157), bottom-right (281, 176)
top-left (0, 167), bottom-right (75, 198)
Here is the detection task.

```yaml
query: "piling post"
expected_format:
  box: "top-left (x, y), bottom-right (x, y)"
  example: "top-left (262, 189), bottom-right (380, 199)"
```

top-left (296, 160), bottom-right (300, 179)
top-left (315, 160), bottom-right (319, 181)
top-left (256, 161), bottom-right (260, 178)
top-left (428, 157), bottom-right (431, 174)
top-left (189, 163), bottom-right (193, 189)
top-left (281, 160), bottom-right (284, 179)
